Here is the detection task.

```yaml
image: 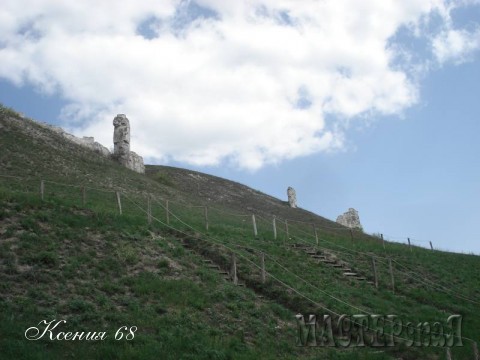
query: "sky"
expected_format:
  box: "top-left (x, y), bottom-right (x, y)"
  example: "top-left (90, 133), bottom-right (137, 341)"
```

top-left (1, 0), bottom-right (479, 254)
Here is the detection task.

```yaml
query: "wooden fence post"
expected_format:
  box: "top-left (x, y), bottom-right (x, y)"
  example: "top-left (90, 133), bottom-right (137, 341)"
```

top-left (313, 224), bottom-right (319, 245)
top-left (231, 253), bottom-right (238, 285)
top-left (81, 186), bottom-right (86, 206)
top-left (260, 252), bottom-right (266, 284)
top-left (446, 348), bottom-right (452, 360)
top-left (252, 214), bottom-right (258, 238)
top-left (429, 241), bottom-right (434, 251)
top-left (473, 341), bottom-right (479, 360)
top-left (147, 196), bottom-right (152, 225)
top-left (371, 257), bottom-right (378, 289)
top-left (272, 216), bottom-right (277, 240)
top-left (204, 206), bottom-right (209, 231)
top-left (166, 200), bottom-right (170, 225)
top-left (408, 237), bottom-right (412, 252)
top-left (115, 191), bottom-right (122, 215)
top-left (285, 220), bottom-right (289, 240)
top-left (388, 259), bottom-right (395, 293)
top-left (381, 233), bottom-right (385, 249)
top-left (40, 180), bottom-right (45, 201)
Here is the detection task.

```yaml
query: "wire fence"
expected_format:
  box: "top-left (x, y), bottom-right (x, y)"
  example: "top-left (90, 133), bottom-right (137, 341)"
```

top-left (121, 189), bottom-right (478, 348)
top-left (0, 174), bottom-right (446, 252)
top-left (0, 173), bottom-right (478, 349)
top-left (1, 173), bottom-right (478, 303)
top-left (0, 173), bottom-right (475, 287)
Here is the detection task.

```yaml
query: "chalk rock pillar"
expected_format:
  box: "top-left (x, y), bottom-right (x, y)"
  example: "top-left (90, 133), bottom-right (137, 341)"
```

top-left (336, 208), bottom-right (363, 231)
top-left (287, 187), bottom-right (297, 208)
top-left (112, 114), bottom-right (145, 173)
top-left (113, 114), bottom-right (131, 166)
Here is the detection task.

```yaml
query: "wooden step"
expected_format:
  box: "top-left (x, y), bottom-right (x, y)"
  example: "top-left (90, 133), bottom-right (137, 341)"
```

top-left (203, 259), bottom-right (213, 263)
top-left (320, 260), bottom-right (336, 264)
top-left (332, 264), bottom-right (344, 268)
top-left (343, 272), bottom-right (358, 276)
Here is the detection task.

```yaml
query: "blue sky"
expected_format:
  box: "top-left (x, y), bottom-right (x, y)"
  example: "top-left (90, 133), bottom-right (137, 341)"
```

top-left (1, 0), bottom-right (479, 253)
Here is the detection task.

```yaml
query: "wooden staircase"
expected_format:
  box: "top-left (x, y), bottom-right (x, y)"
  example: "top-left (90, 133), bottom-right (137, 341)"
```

top-left (182, 239), bottom-right (250, 287)
top-left (201, 258), bottom-right (246, 286)
top-left (291, 243), bottom-right (375, 286)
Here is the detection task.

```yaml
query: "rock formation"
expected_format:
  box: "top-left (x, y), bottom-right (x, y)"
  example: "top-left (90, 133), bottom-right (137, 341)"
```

top-left (39, 123), bottom-right (110, 157)
top-left (112, 114), bottom-right (145, 174)
top-left (336, 208), bottom-right (363, 230)
top-left (113, 114), bottom-right (131, 163)
top-left (78, 136), bottom-right (111, 157)
top-left (21, 114), bottom-right (145, 174)
top-left (287, 187), bottom-right (297, 208)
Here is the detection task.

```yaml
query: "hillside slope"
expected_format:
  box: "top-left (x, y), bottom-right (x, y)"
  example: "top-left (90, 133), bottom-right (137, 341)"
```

top-left (1, 104), bottom-right (479, 359)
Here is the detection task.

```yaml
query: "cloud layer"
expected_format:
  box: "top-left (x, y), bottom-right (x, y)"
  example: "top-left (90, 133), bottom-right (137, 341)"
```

top-left (1, 0), bottom-right (479, 169)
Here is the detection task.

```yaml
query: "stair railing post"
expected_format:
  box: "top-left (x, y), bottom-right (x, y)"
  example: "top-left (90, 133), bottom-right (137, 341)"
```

top-left (260, 252), bottom-right (266, 284)
top-left (313, 224), bottom-right (319, 245)
top-left (272, 216), bottom-right (277, 240)
top-left (204, 206), bottom-right (209, 231)
top-left (388, 258), bottom-right (395, 293)
top-left (252, 214), bottom-right (258, 238)
top-left (166, 200), bottom-right (170, 225)
top-left (371, 257), bottom-right (378, 289)
top-left (40, 180), bottom-right (45, 201)
top-left (231, 253), bottom-right (238, 285)
top-left (115, 191), bottom-right (122, 215)
top-left (147, 196), bottom-right (152, 225)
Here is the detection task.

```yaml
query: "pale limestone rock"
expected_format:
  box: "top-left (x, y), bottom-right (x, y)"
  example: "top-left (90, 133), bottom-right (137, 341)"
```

top-left (287, 187), bottom-right (297, 208)
top-left (129, 151), bottom-right (145, 174)
top-left (36, 114), bottom-right (144, 173)
top-left (79, 136), bottom-right (111, 157)
top-left (113, 114), bottom-right (131, 166)
top-left (39, 122), bottom-right (110, 157)
top-left (112, 114), bottom-right (145, 173)
top-left (336, 208), bottom-right (363, 230)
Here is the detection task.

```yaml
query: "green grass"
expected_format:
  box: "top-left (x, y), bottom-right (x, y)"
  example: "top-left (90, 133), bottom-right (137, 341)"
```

top-left (0, 193), bottom-right (309, 359)
top-left (0, 183), bottom-right (478, 358)
top-left (1, 105), bottom-right (479, 359)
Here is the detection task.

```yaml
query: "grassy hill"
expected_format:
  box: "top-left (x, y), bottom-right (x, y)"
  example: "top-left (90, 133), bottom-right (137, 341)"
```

top-left (0, 103), bottom-right (479, 359)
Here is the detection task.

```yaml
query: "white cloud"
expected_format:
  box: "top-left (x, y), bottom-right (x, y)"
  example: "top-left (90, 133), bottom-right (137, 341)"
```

top-left (0, 0), bottom-right (478, 169)
top-left (432, 28), bottom-right (480, 64)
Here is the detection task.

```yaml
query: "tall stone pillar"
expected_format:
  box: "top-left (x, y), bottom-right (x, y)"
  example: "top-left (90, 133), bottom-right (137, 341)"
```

top-left (112, 114), bottom-right (145, 173)
top-left (287, 187), bottom-right (297, 208)
top-left (113, 114), bottom-right (131, 167)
